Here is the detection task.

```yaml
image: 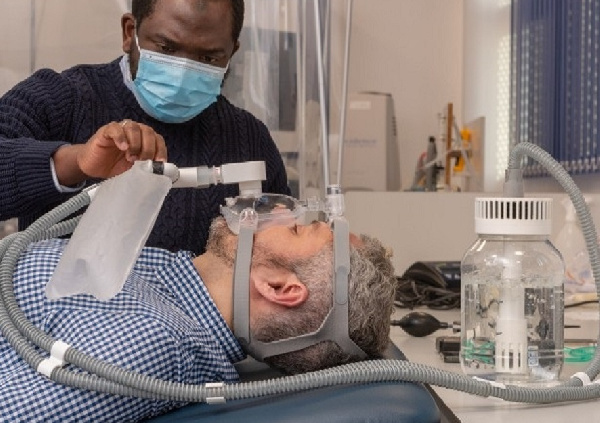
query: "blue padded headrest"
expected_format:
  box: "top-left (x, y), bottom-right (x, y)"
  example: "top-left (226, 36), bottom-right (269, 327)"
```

top-left (148, 381), bottom-right (440, 423)
top-left (144, 342), bottom-right (443, 423)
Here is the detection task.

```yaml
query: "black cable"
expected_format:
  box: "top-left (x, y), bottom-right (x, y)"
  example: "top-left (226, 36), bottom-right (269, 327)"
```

top-left (395, 277), bottom-right (460, 310)
top-left (565, 299), bottom-right (599, 308)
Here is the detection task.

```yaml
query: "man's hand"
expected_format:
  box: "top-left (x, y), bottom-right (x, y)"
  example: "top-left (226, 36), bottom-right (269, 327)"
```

top-left (53, 120), bottom-right (168, 186)
top-left (79, 120), bottom-right (168, 178)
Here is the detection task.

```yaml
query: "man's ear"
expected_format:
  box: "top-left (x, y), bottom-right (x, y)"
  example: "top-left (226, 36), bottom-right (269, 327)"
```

top-left (231, 40), bottom-right (240, 56)
top-left (252, 267), bottom-right (308, 308)
top-left (121, 13), bottom-right (135, 53)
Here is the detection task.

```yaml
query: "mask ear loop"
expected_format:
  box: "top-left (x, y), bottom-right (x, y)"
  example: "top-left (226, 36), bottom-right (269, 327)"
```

top-left (131, 18), bottom-right (140, 52)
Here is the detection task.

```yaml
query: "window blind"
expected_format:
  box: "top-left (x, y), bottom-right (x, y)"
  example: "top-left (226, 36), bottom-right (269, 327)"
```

top-left (512, 0), bottom-right (600, 176)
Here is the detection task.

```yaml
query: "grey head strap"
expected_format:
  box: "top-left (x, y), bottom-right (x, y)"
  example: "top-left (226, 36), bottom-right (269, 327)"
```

top-left (232, 216), bottom-right (367, 361)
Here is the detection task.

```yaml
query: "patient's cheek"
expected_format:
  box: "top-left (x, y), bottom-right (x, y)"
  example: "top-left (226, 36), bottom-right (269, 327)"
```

top-left (206, 218), bottom-right (237, 265)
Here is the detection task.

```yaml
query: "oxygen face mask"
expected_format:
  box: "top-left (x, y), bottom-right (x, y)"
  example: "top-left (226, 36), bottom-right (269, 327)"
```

top-left (222, 190), bottom-right (367, 362)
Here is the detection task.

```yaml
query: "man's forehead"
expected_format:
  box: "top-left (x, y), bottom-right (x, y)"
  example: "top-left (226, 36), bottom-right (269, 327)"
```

top-left (145, 0), bottom-right (234, 39)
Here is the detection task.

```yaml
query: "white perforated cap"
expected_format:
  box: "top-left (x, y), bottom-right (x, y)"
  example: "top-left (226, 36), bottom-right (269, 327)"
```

top-left (474, 197), bottom-right (553, 235)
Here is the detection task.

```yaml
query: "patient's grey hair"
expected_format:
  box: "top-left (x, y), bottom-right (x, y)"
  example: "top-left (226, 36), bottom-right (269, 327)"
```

top-left (252, 235), bottom-right (396, 374)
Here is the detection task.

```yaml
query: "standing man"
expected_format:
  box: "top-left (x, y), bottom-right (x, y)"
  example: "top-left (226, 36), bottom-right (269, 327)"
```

top-left (0, 0), bottom-right (290, 254)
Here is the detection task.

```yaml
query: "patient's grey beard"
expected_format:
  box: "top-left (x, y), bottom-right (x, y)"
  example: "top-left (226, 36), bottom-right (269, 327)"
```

top-left (205, 217), bottom-right (236, 266)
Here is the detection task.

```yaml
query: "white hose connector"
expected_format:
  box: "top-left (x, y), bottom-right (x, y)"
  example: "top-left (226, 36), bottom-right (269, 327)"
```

top-left (571, 372), bottom-right (592, 386)
top-left (36, 340), bottom-right (70, 378)
top-left (204, 382), bottom-right (226, 404)
top-left (473, 376), bottom-right (507, 390)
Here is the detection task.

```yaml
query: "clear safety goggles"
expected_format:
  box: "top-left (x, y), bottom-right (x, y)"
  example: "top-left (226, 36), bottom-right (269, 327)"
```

top-left (220, 194), bottom-right (306, 234)
top-left (220, 187), bottom-right (346, 234)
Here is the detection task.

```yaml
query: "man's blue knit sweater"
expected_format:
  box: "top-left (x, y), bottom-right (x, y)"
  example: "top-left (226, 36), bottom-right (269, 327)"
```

top-left (0, 58), bottom-right (290, 254)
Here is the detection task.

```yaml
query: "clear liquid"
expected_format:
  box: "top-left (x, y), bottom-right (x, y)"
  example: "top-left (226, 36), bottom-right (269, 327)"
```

top-left (460, 282), bottom-right (564, 385)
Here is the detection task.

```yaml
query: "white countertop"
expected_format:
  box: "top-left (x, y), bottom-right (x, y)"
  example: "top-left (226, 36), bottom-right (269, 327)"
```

top-left (389, 305), bottom-right (600, 423)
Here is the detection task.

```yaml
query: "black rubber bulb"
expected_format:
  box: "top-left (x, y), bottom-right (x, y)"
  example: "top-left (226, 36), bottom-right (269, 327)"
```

top-left (393, 311), bottom-right (449, 337)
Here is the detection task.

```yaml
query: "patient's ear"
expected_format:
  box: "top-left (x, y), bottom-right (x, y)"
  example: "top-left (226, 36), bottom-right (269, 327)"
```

top-left (252, 266), bottom-right (308, 308)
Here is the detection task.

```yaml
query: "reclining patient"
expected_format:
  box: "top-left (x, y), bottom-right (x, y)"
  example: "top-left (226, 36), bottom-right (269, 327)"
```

top-left (0, 216), bottom-right (396, 422)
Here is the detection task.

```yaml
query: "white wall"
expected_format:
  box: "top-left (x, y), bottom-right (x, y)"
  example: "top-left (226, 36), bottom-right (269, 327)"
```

top-left (462, 0), bottom-right (511, 193)
top-left (0, 0), bottom-right (33, 95)
top-left (346, 191), bottom-right (600, 276)
top-left (343, 0), bottom-right (513, 193)
top-left (33, 0), bottom-right (128, 70)
top-left (346, 0), bottom-right (464, 191)
top-left (0, 0), bottom-right (127, 96)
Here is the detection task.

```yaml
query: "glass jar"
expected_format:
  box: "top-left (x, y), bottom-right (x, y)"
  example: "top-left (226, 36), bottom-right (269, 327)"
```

top-left (460, 197), bottom-right (564, 386)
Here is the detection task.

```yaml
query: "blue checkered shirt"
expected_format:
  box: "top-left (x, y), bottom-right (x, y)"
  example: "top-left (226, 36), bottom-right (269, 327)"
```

top-left (0, 239), bottom-right (245, 422)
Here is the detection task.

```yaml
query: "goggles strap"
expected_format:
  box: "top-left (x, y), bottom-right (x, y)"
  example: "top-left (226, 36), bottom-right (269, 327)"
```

top-left (232, 225), bottom-right (254, 348)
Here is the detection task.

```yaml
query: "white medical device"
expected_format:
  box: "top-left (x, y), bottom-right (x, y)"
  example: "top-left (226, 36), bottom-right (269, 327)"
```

top-left (461, 197), bottom-right (564, 385)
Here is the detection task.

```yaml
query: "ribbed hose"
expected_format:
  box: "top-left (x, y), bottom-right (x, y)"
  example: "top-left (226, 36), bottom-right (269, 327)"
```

top-left (0, 194), bottom-right (89, 364)
top-left (1, 142), bottom-right (600, 405)
top-left (0, 190), bottom-right (203, 400)
top-left (0, 192), bottom-right (163, 399)
top-left (508, 142), bottom-right (600, 383)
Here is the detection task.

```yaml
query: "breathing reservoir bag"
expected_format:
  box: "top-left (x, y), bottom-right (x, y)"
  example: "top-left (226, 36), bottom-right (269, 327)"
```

top-left (46, 164), bottom-right (172, 301)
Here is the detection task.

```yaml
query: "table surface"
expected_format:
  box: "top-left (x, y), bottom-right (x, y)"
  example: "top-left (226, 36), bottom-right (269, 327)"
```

top-left (389, 304), bottom-right (600, 423)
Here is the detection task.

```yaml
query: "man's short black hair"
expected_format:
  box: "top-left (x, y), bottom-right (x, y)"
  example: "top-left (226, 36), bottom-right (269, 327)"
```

top-left (131, 0), bottom-right (244, 42)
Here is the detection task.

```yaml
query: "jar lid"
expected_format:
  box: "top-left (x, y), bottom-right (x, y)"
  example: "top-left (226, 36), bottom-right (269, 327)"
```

top-left (474, 197), bottom-right (553, 235)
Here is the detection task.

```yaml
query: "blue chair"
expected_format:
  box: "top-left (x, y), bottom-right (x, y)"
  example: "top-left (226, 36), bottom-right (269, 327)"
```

top-left (146, 343), bottom-right (454, 423)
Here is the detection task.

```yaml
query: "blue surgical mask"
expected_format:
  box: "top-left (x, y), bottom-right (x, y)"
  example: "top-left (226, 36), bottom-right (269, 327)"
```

top-left (127, 35), bottom-right (227, 124)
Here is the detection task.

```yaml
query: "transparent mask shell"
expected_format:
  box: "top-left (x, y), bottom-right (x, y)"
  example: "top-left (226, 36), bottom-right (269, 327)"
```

top-left (221, 194), bottom-right (307, 234)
